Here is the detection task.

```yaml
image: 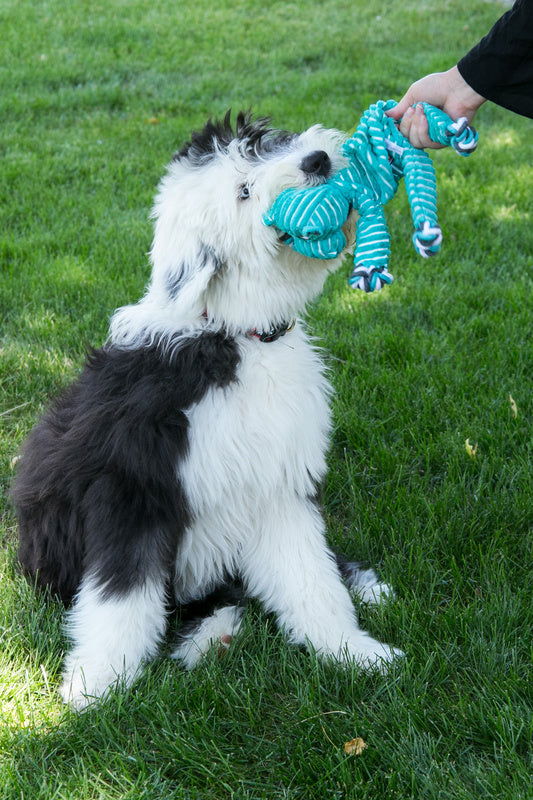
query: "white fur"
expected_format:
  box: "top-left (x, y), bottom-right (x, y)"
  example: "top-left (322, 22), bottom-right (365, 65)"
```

top-left (60, 575), bottom-right (167, 709)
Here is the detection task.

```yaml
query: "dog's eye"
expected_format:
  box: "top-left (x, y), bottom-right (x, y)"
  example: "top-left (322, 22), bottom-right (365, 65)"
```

top-left (239, 184), bottom-right (251, 200)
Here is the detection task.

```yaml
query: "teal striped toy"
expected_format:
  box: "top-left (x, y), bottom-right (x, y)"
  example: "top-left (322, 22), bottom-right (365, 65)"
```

top-left (263, 100), bottom-right (478, 292)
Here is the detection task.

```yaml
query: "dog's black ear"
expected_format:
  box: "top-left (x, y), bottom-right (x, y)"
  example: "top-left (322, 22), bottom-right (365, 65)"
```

top-left (164, 244), bottom-right (225, 304)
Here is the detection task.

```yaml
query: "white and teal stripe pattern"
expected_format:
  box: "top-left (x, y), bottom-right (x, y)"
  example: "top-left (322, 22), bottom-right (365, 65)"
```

top-left (263, 183), bottom-right (350, 259)
top-left (422, 102), bottom-right (478, 156)
top-left (263, 99), bottom-right (477, 289)
top-left (343, 103), bottom-right (399, 206)
top-left (263, 183), bottom-right (349, 240)
top-left (341, 100), bottom-right (442, 283)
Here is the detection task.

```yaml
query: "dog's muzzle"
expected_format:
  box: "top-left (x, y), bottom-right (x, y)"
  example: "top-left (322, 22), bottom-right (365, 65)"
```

top-left (299, 150), bottom-right (332, 179)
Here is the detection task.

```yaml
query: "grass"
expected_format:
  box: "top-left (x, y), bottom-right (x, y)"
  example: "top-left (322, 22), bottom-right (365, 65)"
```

top-left (1, 0), bottom-right (532, 797)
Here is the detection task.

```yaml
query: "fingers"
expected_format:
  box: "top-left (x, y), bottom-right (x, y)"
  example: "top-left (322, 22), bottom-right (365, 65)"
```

top-left (386, 95), bottom-right (442, 150)
top-left (399, 104), bottom-right (443, 150)
top-left (381, 65), bottom-right (485, 150)
top-left (386, 91), bottom-right (414, 121)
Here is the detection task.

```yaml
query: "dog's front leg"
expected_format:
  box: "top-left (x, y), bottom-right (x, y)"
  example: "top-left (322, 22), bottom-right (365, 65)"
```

top-left (241, 496), bottom-right (402, 670)
top-left (60, 574), bottom-right (167, 709)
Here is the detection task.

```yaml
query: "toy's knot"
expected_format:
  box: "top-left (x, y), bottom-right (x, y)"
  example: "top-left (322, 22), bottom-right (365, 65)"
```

top-left (446, 117), bottom-right (478, 156)
top-left (422, 103), bottom-right (478, 156)
top-left (349, 264), bottom-right (394, 293)
top-left (413, 221), bottom-right (442, 258)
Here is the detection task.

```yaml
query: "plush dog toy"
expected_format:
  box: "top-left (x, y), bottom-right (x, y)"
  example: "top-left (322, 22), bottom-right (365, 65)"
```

top-left (264, 100), bottom-right (478, 292)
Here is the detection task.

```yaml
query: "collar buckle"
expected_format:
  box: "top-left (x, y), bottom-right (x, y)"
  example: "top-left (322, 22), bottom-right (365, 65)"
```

top-left (255, 319), bottom-right (296, 343)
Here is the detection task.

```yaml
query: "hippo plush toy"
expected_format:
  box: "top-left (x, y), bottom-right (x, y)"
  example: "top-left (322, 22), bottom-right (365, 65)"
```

top-left (264, 100), bottom-right (478, 292)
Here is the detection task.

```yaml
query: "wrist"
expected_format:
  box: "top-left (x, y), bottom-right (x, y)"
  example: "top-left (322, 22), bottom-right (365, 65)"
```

top-left (449, 65), bottom-right (486, 118)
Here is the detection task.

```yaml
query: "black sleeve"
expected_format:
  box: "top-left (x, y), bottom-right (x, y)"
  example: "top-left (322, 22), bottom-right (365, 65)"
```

top-left (457, 0), bottom-right (533, 119)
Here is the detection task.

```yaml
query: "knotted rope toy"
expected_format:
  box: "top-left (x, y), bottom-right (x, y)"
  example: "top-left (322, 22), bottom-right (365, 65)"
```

top-left (263, 100), bottom-right (478, 292)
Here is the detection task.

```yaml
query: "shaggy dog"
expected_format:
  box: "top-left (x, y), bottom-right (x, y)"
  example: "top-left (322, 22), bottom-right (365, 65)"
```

top-left (13, 112), bottom-right (402, 709)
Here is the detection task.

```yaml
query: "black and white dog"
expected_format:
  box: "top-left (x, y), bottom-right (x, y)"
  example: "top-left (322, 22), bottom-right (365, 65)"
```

top-left (13, 112), bottom-right (402, 709)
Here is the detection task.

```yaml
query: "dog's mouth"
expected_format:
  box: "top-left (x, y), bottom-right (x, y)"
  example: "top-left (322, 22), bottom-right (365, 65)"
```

top-left (302, 171), bottom-right (332, 190)
top-left (342, 205), bottom-right (358, 250)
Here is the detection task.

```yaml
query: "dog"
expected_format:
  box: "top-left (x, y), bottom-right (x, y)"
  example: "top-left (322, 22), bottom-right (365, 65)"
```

top-left (13, 111), bottom-right (402, 709)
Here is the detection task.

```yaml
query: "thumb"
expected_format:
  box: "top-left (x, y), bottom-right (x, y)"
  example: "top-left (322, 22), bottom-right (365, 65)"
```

top-left (385, 95), bottom-right (412, 120)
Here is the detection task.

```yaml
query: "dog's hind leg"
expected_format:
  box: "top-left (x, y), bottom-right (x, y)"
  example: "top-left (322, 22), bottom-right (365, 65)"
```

top-left (173, 604), bottom-right (245, 669)
top-left (173, 582), bottom-right (246, 669)
top-left (335, 553), bottom-right (395, 605)
top-left (241, 496), bottom-right (403, 671)
top-left (60, 573), bottom-right (168, 710)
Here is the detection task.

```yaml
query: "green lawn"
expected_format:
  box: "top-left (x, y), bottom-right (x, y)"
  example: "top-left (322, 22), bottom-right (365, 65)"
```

top-left (1, 0), bottom-right (532, 797)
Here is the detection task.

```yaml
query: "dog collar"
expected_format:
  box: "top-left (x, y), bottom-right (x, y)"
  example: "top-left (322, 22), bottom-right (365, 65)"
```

top-left (250, 319), bottom-right (296, 343)
top-left (203, 313), bottom-right (296, 343)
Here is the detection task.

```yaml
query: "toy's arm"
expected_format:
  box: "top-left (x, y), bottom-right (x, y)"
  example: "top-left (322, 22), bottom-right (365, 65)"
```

top-left (380, 103), bottom-right (444, 259)
top-left (384, 99), bottom-right (478, 156)
top-left (400, 147), bottom-right (443, 258)
top-left (420, 102), bottom-right (478, 155)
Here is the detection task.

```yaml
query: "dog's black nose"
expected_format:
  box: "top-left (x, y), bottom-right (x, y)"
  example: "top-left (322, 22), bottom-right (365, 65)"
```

top-left (300, 150), bottom-right (331, 178)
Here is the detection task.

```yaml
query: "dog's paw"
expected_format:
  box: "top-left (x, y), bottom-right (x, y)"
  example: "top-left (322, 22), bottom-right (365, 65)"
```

top-left (59, 667), bottom-right (101, 711)
top-left (172, 604), bottom-right (244, 670)
top-left (325, 634), bottom-right (404, 673)
top-left (341, 564), bottom-right (395, 605)
top-left (351, 640), bottom-right (404, 673)
top-left (59, 661), bottom-right (129, 710)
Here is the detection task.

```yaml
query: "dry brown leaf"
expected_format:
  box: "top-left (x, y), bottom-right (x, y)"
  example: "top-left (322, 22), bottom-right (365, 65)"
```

top-left (344, 737), bottom-right (367, 756)
top-left (509, 394), bottom-right (518, 419)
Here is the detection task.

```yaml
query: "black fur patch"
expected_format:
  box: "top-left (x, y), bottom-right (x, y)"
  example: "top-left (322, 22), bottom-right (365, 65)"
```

top-left (178, 580), bottom-right (246, 628)
top-left (13, 333), bottom-right (240, 604)
top-left (335, 552), bottom-right (367, 583)
top-left (201, 243), bottom-right (225, 273)
top-left (174, 110), bottom-right (295, 165)
top-left (166, 268), bottom-right (189, 300)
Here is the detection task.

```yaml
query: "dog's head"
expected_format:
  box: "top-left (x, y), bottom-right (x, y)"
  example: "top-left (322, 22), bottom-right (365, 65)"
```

top-left (111, 112), bottom-right (356, 343)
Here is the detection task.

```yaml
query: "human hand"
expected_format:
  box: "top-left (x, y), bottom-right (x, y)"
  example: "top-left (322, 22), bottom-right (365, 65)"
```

top-left (386, 66), bottom-right (486, 149)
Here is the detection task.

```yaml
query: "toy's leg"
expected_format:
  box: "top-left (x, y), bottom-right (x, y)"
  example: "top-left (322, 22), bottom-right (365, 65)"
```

top-left (349, 200), bottom-right (394, 292)
top-left (401, 149), bottom-right (443, 258)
